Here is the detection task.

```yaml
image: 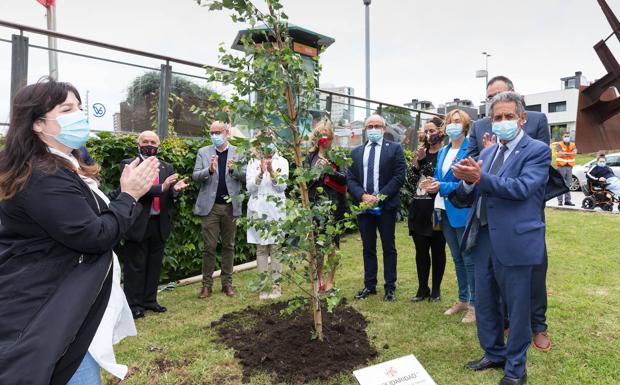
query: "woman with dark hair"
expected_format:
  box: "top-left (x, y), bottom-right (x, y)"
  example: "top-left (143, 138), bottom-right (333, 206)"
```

top-left (0, 79), bottom-right (159, 384)
top-left (407, 116), bottom-right (446, 302)
top-left (305, 118), bottom-right (347, 292)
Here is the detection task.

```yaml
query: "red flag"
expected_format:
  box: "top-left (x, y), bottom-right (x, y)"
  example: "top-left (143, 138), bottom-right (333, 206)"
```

top-left (36, 0), bottom-right (56, 7)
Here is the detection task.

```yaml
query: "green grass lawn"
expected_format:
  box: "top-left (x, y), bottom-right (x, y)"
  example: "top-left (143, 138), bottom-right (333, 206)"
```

top-left (107, 209), bottom-right (620, 385)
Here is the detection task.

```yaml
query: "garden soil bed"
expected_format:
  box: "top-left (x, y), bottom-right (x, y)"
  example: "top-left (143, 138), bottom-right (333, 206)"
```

top-left (210, 299), bottom-right (378, 384)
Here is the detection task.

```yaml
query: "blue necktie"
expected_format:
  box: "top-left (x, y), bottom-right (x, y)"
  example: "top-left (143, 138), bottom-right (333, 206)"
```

top-left (479, 145), bottom-right (508, 226)
top-left (366, 143), bottom-right (377, 194)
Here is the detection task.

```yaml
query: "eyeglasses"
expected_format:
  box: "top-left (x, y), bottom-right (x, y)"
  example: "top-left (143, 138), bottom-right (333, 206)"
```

top-left (365, 124), bottom-right (385, 129)
top-left (210, 130), bottom-right (226, 135)
top-left (486, 93), bottom-right (499, 101)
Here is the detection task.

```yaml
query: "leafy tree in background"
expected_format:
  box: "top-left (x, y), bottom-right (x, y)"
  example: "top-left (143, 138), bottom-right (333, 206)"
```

top-left (382, 105), bottom-right (415, 128)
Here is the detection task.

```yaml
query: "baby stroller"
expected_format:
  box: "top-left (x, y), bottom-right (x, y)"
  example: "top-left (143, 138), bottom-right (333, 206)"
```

top-left (581, 179), bottom-right (619, 211)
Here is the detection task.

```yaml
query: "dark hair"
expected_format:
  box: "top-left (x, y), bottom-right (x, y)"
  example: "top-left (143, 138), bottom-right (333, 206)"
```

top-left (487, 75), bottom-right (515, 91)
top-left (428, 116), bottom-right (444, 129)
top-left (597, 152), bottom-right (606, 159)
top-left (0, 78), bottom-right (99, 200)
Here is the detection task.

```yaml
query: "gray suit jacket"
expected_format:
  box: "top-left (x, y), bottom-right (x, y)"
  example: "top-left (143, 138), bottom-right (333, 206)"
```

top-left (192, 144), bottom-right (245, 217)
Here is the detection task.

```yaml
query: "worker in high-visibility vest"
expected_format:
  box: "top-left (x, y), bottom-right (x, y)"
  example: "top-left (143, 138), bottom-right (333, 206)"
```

top-left (555, 132), bottom-right (577, 206)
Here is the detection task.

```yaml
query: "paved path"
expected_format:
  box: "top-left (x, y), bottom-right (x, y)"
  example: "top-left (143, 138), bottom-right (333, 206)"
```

top-left (546, 191), bottom-right (619, 214)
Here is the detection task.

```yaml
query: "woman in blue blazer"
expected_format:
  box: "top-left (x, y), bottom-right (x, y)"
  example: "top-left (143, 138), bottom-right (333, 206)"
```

top-left (422, 109), bottom-right (475, 323)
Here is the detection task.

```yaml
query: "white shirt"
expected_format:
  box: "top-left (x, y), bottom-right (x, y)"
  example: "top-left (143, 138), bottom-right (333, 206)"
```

top-left (246, 154), bottom-right (289, 245)
top-left (434, 147), bottom-right (460, 210)
top-left (362, 138), bottom-right (382, 195)
top-left (462, 129), bottom-right (525, 218)
top-left (48, 147), bottom-right (137, 380)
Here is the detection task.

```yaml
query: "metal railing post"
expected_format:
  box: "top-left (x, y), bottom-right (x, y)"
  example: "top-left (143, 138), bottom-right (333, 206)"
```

top-left (325, 93), bottom-right (332, 116)
top-left (10, 34), bottom-right (29, 110)
top-left (414, 111), bottom-right (421, 149)
top-left (158, 63), bottom-right (172, 138)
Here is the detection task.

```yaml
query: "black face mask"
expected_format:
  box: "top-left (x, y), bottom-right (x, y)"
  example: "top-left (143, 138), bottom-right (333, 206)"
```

top-left (139, 145), bottom-right (158, 157)
top-left (427, 133), bottom-right (442, 145)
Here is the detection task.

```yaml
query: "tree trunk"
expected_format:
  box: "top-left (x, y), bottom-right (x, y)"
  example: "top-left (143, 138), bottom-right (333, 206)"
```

top-left (285, 85), bottom-right (323, 341)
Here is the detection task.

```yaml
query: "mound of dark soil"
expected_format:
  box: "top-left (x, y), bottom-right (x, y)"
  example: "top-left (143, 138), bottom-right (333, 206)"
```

top-left (210, 299), bottom-right (377, 384)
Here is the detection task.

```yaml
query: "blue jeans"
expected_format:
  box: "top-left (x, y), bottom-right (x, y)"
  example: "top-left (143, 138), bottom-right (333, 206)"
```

top-left (442, 214), bottom-right (475, 305)
top-left (67, 352), bottom-right (101, 385)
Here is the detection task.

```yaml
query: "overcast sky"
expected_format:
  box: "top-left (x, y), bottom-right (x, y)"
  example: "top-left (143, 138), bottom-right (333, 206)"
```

top-left (0, 0), bottom-right (616, 127)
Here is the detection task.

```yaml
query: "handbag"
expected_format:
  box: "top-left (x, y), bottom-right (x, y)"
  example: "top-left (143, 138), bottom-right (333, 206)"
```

top-left (324, 163), bottom-right (347, 194)
top-left (545, 166), bottom-right (570, 201)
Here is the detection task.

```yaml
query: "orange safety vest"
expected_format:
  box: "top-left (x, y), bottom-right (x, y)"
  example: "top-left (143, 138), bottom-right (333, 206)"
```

top-left (556, 141), bottom-right (576, 167)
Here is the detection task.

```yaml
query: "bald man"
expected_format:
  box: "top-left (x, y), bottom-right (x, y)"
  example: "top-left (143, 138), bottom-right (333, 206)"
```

top-left (193, 121), bottom-right (245, 299)
top-left (118, 131), bottom-right (188, 319)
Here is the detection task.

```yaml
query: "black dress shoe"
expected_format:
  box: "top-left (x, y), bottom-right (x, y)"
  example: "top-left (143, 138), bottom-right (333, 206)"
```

top-left (428, 295), bottom-right (441, 302)
top-left (499, 373), bottom-right (527, 385)
top-left (131, 308), bottom-right (145, 319)
top-left (383, 290), bottom-right (396, 302)
top-left (564, 202), bottom-right (575, 206)
top-left (144, 304), bottom-right (167, 313)
top-left (355, 287), bottom-right (377, 300)
top-left (465, 356), bottom-right (505, 371)
top-left (411, 289), bottom-right (429, 302)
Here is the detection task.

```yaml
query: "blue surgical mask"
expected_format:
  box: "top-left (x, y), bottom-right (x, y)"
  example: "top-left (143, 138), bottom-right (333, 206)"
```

top-left (445, 123), bottom-right (463, 140)
top-left (211, 133), bottom-right (225, 147)
top-left (367, 129), bottom-right (383, 143)
top-left (492, 120), bottom-right (519, 141)
top-left (597, 161), bottom-right (606, 167)
top-left (43, 110), bottom-right (90, 149)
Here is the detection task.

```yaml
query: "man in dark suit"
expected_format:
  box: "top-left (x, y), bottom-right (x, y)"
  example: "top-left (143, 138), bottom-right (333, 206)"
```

top-left (453, 92), bottom-right (550, 385)
top-left (467, 75), bottom-right (550, 158)
top-left (467, 75), bottom-right (552, 353)
top-left (119, 131), bottom-right (188, 319)
top-left (347, 114), bottom-right (406, 301)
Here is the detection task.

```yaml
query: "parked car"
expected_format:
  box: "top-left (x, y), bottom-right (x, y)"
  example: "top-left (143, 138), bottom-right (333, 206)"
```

top-left (571, 152), bottom-right (620, 191)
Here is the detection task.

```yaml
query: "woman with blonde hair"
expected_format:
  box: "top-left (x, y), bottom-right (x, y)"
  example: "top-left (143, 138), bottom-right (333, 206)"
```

top-left (305, 118), bottom-right (347, 292)
top-left (422, 109), bottom-right (476, 323)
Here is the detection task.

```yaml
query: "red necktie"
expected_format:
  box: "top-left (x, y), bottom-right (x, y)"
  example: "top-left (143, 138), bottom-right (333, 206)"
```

top-left (153, 175), bottom-right (160, 213)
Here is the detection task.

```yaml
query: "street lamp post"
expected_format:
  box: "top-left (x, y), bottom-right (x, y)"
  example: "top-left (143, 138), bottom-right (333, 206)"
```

top-left (482, 51), bottom-right (491, 86)
top-left (363, 0), bottom-right (371, 117)
top-left (476, 51), bottom-right (491, 116)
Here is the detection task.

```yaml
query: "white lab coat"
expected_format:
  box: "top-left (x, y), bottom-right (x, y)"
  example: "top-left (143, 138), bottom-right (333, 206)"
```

top-left (246, 154), bottom-right (289, 245)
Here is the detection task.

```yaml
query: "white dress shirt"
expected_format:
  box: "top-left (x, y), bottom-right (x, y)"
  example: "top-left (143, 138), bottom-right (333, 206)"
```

top-left (362, 138), bottom-right (383, 195)
top-left (463, 129), bottom-right (525, 218)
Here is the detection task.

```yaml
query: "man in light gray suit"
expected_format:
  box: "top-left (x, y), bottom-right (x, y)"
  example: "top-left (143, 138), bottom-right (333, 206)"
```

top-left (193, 121), bottom-right (245, 299)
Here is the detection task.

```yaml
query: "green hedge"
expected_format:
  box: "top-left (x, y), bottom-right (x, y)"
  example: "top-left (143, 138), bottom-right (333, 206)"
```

top-left (87, 133), bottom-right (415, 282)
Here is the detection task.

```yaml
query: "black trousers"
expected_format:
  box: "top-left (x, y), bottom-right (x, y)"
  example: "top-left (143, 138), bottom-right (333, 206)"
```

top-left (412, 231), bottom-right (446, 296)
top-left (122, 217), bottom-right (165, 311)
top-left (357, 209), bottom-right (398, 292)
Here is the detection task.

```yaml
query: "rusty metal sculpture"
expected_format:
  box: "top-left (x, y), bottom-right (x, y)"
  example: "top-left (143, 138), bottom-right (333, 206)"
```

top-left (576, 0), bottom-right (620, 152)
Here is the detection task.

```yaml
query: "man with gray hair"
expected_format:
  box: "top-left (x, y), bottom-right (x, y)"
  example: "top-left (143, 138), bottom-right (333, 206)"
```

top-left (193, 121), bottom-right (245, 299)
top-left (347, 114), bottom-right (406, 302)
top-left (452, 91), bottom-right (550, 385)
top-left (468, 75), bottom-right (553, 354)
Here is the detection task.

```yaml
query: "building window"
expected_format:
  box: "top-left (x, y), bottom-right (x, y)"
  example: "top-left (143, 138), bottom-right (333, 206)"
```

top-left (550, 124), bottom-right (568, 142)
top-left (548, 101), bottom-right (567, 113)
top-left (526, 104), bottom-right (542, 112)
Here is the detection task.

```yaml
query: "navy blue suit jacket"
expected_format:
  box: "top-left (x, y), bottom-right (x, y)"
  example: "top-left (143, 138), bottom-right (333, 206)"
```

top-left (457, 133), bottom-right (551, 266)
top-left (467, 111), bottom-right (550, 159)
top-left (347, 140), bottom-right (406, 210)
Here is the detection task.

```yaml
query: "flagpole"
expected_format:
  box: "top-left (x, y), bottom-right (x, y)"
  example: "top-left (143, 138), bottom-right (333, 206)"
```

top-left (46, 2), bottom-right (58, 79)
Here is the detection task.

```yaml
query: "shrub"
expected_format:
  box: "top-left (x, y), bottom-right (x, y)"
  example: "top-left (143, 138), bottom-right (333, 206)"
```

top-left (87, 132), bottom-right (414, 282)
